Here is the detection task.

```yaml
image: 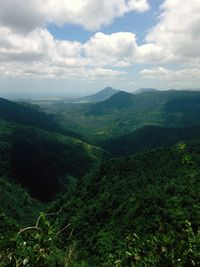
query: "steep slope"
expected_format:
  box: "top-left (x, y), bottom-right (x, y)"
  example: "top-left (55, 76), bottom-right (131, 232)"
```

top-left (0, 99), bottom-right (110, 201)
top-left (165, 95), bottom-right (200, 126)
top-left (0, 176), bottom-right (42, 224)
top-left (0, 97), bottom-right (84, 140)
top-left (87, 91), bottom-right (133, 115)
top-left (0, 123), bottom-right (110, 201)
top-left (50, 142), bottom-right (200, 265)
top-left (101, 124), bottom-right (200, 156)
top-left (0, 97), bottom-right (59, 131)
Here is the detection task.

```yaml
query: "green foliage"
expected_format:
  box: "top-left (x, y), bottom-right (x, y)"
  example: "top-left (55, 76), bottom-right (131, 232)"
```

top-left (41, 90), bottom-right (200, 141)
top-left (0, 212), bottom-right (75, 267)
top-left (0, 176), bottom-right (41, 223)
top-left (0, 97), bottom-right (61, 134)
top-left (0, 101), bottom-right (109, 201)
top-left (49, 143), bottom-right (200, 265)
top-left (1, 92), bottom-right (200, 266)
top-left (101, 125), bottom-right (200, 156)
top-left (10, 126), bottom-right (94, 201)
top-left (113, 221), bottom-right (200, 267)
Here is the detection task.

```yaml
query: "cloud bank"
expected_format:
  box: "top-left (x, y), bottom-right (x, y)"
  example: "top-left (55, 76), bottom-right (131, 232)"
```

top-left (0, 0), bottom-right (149, 32)
top-left (0, 0), bottom-right (200, 88)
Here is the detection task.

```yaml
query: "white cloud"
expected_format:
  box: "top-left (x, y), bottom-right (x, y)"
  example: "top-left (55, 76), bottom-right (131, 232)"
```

top-left (136, 44), bottom-right (168, 63)
top-left (0, 27), bottom-right (137, 79)
top-left (0, 0), bottom-right (45, 33)
top-left (0, 0), bottom-right (200, 90)
top-left (84, 32), bottom-right (137, 66)
top-left (146, 0), bottom-right (200, 64)
top-left (86, 67), bottom-right (126, 80)
top-left (0, 26), bottom-right (127, 80)
top-left (0, 27), bottom-right (54, 63)
top-left (127, 0), bottom-right (149, 12)
top-left (141, 67), bottom-right (200, 81)
top-left (0, 0), bottom-right (150, 83)
top-left (140, 66), bottom-right (200, 89)
top-left (0, 0), bottom-right (149, 33)
top-left (47, 0), bottom-right (149, 31)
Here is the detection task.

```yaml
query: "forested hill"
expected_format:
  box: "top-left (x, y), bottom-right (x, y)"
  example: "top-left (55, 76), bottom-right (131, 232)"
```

top-left (0, 97), bottom-right (84, 139)
top-left (87, 89), bottom-right (200, 116)
top-left (43, 89), bottom-right (200, 141)
top-left (87, 91), bottom-right (133, 114)
top-left (0, 98), bottom-right (110, 201)
top-left (48, 142), bottom-right (200, 266)
top-left (101, 124), bottom-right (200, 156)
top-left (0, 97), bottom-right (59, 131)
top-left (1, 91), bottom-right (200, 266)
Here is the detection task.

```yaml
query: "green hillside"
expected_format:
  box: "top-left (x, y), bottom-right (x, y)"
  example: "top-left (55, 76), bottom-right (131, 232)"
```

top-left (1, 92), bottom-right (200, 266)
top-left (0, 99), bottom-right (110, 201)
top-left (101, 124), bottom-right (200, 156)
top-left (41, 90), bottom-right (200, 141)
top-left (0, 176), bottom-right (42, 224)
top-left (0, 97), bottom-right (85, 140)
top-left (48, 142), bottom-right (200, 266)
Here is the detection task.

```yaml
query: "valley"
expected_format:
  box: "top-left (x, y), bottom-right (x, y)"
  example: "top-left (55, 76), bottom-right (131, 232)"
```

top-left (1, 88), bottom-right (200, 266)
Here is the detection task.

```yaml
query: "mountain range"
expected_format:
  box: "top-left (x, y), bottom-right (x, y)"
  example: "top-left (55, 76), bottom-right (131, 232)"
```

top-left (1, 87), bottom-right (200, 266)
top-left (41, 88), bottom-right (200, 141)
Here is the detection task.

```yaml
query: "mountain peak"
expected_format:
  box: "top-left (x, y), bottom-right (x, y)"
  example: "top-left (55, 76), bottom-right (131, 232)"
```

top-left (100, 86), bottom-right (118, 93)
top-left (83, 87), bottom-right (120, 102)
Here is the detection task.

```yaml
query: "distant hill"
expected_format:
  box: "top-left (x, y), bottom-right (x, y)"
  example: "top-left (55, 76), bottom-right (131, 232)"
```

top-left (55, 87), bottom-right (120, 104)
top-left (82, 87), bottom-right (120, 103)
top-left (87, 91), bottom-right (133, 115)
top-left (101, 124), bottom-right (200, 156)
top-left (34, 89), bottom-right (200, 141)
top-left (87, 89), bottom-right (200, 117)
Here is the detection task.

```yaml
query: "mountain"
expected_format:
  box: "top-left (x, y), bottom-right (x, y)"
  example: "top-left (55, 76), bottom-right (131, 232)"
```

top-left (1, 92), bottom-right (200, 266)
top-left (54, 89), bottom-right (200, 141)
top-left (0, 97), bottom-right (58, 131)
top-left (87, 91), bottom-right (133, 115)
top-left (53, 87), bottom-right (120, 104)
top-left (0, 98), bottom-right (110, 201)
top-left (87, 89), bottom-right (165, 116)
top-left (88, 89), bottom-right (200, 116)
top-left (101, 124), bottom-right (200, 156)
top-left (0, 97), bottom-right (85, 140)
top-left (82, 87), bottom-right (120, 103)
top-left (50, 142), bottom-right (200, 266)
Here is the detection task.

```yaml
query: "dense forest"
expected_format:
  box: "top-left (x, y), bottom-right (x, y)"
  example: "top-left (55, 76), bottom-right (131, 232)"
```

top-left (1, 89), bottom-right (200, 266)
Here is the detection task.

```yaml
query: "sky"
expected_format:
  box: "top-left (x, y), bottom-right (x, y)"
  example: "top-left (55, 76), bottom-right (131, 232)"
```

top-left (0, 0), bottom-right (200, 97)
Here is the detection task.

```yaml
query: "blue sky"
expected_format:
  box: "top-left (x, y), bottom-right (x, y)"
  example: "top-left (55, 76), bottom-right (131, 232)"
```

top-left (47, 0), bottom-right (163, 44)
top-left (0, 0), bottom-right (200, 98)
